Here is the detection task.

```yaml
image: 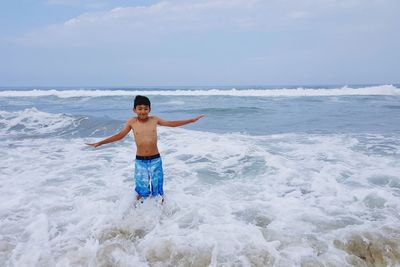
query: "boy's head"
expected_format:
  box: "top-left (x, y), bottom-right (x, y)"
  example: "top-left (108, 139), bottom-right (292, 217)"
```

top-left (134, 95), bottom-right (151, 109)
top-left (133, 95), bottom-right (151, 120)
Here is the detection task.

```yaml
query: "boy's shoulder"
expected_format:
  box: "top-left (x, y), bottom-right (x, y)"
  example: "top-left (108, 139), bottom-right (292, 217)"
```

top-left (150, 116), bottom-right (160, 123)
top-left (127, 117), bottom-right (138, 124)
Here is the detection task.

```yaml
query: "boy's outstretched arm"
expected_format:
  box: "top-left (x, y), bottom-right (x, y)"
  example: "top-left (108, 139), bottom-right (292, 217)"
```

top-left (157, 115), bottom-right (204, 127)
top-left (86, 120), bottom-right (132, 148)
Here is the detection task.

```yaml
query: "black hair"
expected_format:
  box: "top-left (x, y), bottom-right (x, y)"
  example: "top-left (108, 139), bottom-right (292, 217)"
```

top-left (134, 95), bottom-right (151, 108)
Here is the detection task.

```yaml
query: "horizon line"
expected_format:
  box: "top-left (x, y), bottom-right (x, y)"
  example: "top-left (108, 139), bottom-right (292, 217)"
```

top-left (1, 83), bottom-right (399, 89)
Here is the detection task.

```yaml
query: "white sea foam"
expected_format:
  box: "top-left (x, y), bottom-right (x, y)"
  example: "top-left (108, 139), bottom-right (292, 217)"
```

top-left (0, 85), bottom-right (399, 98)
top-left (0, 108), bottom-right (80, 136)
top-left (1, 127), bottom-right (399, 266)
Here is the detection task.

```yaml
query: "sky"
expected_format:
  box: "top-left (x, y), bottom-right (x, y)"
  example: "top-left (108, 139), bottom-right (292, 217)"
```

top-left (0, 0), bottom-right (399, 87)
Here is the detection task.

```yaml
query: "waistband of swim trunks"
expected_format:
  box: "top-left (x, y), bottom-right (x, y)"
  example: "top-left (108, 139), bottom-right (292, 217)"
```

top-left (136, 154), bottom-right (161, 160)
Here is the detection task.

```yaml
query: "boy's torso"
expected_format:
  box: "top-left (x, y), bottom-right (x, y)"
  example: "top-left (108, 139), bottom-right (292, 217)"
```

top-left (129, 116), bottom-right (159, 156)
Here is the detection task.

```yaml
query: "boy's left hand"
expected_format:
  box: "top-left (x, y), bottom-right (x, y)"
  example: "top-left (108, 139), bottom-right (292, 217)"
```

top-left (192, 114), bottom-right (205, 122)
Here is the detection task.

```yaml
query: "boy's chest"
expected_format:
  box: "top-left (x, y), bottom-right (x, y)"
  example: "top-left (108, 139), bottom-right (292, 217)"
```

top-left (133, 121), bottom-right (157, 136)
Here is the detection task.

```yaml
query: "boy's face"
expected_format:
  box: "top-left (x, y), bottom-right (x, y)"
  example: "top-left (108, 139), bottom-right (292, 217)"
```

top-left (134, 105), bottom-right (151, 120)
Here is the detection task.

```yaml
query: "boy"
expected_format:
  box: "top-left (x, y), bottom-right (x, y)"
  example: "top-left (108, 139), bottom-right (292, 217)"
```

top-left (87, 95), bottom-right (204, 203)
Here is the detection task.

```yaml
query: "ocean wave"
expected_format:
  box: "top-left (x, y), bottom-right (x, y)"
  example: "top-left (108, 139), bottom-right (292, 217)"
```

top-left (1, 131), bottom-right (400, 265)
top-left (0, 85), bottom-right (399, 98)
top-left (0, 108), bottom-right (81, 136)
top-left (0, 108), bottom-right (125, 139)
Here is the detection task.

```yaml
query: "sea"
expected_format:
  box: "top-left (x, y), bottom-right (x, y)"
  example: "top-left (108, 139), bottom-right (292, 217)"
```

top-left (1, 84), bottom-right (400, 266)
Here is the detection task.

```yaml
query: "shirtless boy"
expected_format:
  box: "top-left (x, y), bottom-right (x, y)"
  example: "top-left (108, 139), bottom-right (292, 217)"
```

top-left (87, 95), bottom-right (204, 203)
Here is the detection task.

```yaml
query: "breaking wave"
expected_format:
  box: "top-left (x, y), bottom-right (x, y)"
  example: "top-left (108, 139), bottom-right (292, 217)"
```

top-left (0, 85), bottom-right (399, 98)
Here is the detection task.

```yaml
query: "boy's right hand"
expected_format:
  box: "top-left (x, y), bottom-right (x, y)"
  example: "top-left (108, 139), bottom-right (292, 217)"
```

top-left (86, 142), bottom-right (101, 148)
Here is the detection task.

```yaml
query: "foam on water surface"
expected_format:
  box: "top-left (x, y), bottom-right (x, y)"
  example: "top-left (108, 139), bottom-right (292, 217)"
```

top-left (1, 124), bottom-right (400, 266)
top-left (0, 85), bottom-right (399, 98)
top-left (0, 108), bottom-right (80, 137)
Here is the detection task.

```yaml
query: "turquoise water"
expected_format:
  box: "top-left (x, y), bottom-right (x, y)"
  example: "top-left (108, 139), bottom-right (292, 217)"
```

top-left (1, 85), bottom-right (400, 266)
top-left (1, 85), bottom-right (400, 135)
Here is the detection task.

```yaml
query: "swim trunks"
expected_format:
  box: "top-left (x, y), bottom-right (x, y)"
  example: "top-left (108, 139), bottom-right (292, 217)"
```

top-left (134, 154), bottom-right (164, 197)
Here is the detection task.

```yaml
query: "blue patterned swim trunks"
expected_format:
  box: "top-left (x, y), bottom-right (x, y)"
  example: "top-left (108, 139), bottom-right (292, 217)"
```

top-left (134, 154), bottom-right (164, 197)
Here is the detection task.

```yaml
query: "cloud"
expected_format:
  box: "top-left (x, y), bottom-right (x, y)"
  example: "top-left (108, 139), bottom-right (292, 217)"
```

top-left (61, 0), bottom-right (261, 29)
top-left (16, 0), bottom-right (398, 48)
top-left (18, 0), bottom-right (257, 46)
top-left (46, 0), bottom-right (108, 8)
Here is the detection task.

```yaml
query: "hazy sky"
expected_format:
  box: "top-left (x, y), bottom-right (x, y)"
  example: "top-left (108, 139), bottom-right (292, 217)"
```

top-left (1, 0), bottom-right (399, 87)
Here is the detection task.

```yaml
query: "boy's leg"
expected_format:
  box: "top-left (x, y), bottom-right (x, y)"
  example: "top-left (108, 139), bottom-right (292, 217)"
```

top-left (149, 157), bottom-right (164, 198)
top-left (134, 160), bottom-right (151, 198)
